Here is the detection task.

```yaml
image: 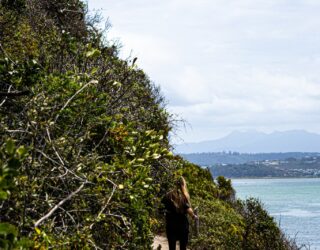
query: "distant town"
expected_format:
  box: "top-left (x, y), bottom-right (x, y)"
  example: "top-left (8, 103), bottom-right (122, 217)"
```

top-left (182, 152), bottom-right (320, 178)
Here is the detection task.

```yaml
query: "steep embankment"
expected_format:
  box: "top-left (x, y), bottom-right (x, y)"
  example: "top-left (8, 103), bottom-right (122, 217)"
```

top-left (0, 1), bottom-right (297, 249)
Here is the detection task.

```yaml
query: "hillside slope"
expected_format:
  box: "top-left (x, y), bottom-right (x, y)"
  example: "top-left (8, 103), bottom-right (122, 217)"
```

top-left (0, 1), bottom-right (297, 249)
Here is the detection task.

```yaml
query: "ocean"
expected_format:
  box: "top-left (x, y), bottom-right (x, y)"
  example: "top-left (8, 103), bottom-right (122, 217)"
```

top-left (232, 178), bottom-right (320, 249)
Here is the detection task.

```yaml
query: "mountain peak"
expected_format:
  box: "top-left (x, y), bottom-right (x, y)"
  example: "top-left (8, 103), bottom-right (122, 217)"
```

top-left (175, 130), bottom-right (320, 154)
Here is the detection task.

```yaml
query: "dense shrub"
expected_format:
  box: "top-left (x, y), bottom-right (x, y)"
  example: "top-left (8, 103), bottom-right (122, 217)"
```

top-left (0, 1), bottom-right (173, 248)
top-left (235, 198), bottom-right (298, 250)
top-left (0, 0), bottom-right (297, 249)
top-left (0, 140), bottom-right (32, 249)
top-left (189, 197), bottom-right (244, 249)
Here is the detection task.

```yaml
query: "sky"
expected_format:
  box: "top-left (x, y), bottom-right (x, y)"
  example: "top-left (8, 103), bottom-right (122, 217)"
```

top-left (86, 0), bottom-right (320, 143)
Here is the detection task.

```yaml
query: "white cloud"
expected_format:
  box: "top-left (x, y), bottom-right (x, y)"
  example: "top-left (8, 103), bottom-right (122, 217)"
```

top-left (88, 0), bottom-right (320, 142)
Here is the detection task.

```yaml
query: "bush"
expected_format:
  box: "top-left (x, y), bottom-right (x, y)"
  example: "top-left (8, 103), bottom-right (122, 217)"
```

top-left (0, 140), bottom-right (32, 249)
top-left (0, 0), bottom-right (298, 249)
top-left (235, 198), bottom-right (298, 250)
top-left (189, 197), bottom-right (244, 250)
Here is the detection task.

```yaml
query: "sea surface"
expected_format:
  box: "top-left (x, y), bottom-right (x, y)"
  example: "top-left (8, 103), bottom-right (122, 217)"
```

top-left (232, 178), bottom-right (320, 249)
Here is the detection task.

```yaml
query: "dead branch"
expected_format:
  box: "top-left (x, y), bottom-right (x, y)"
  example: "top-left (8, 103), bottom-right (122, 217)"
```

top-left (34, 182), bottom-right (86, 228)
top-left (0, 90), bottom-right (30, 97)
top-left (46, 127), bottom-right (65, 166)
top-left (0, 85), bottom-right (12, 107)
top-left (97, 185), bottom-right (116, 216)
top-left (89, 178), bottom-right (117, 229)
top-left (88, 239), bottom-right (103, 250)
top-left (5, 129), bottom-right (32, 134)
top-left (58, 207), bottom-right (76, 225)
top-left (44, 127), bottom-right (87, 181)
top-left (35, 148), bottom-right (61, 166)
top-left (106, 212), bottom-right (130, 231)
top-left (54, 79), bottom-right (97, 123)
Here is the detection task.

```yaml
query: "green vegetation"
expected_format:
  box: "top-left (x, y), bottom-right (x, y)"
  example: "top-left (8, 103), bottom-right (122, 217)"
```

top-left (210, 156), bottom-right (320, 178)
top-left (182, 152), bottom-right (320, 165)
top-left (0, 0), bottom-right (297, 249)
top-left (178, 162), bottom-right (297, 249)
top-left (0, 139), bottom-right (32, 249)
top-left (183, 152), bottom-right (320, 177)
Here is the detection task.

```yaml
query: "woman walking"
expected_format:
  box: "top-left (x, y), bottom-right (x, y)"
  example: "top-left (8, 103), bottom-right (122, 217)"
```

top-left (162, 176), bottom-right (198, 250)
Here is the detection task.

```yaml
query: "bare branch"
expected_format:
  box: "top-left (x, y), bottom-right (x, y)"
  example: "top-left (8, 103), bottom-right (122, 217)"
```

top-left (5, 129), bottom-right (32, 134)
top-left (54, 80), bottom-right (97, 123)
top-left (106, 213), bottom-right (130, 231)
top-left (97, 185), bottom-right (116, 218)
top-left (0, 85), bottom-right (12, 107)
top-left (46, 127), bottom-right (65, 166)
top-left (58, 207), bottom-right (76, 225)
top-left (88, 239), bottom-right (103, 250)
top-left (0, 90), bottom-right (30, 97)
top-left (35, 148), bottom-right (61, 166)
top-left (90, 178), bottom-right (117, 229)
top-left (34, 182), bottom-right (86, 228)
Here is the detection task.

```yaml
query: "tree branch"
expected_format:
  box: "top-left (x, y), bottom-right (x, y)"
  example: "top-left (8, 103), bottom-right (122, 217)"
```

top-left (0, 90), bottom-right (30, 97)
top-left (34, 182), bottom-right (86, 228)
top-left (54, 79), bottom-right (97, 123)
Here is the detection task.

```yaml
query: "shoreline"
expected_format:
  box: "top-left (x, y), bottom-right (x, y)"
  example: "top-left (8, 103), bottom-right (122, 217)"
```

top-left (229, 176), bottom-right (320, 179)
top-left (233, 177), bottom-right (320, 248)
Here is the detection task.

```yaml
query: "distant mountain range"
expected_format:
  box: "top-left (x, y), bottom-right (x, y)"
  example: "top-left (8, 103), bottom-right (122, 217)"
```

top-left (175, 130), bottom-right (320, 154)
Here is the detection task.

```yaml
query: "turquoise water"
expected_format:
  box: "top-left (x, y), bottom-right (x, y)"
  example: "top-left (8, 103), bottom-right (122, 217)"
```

top-left (232, 178), bottom-right (320, 249)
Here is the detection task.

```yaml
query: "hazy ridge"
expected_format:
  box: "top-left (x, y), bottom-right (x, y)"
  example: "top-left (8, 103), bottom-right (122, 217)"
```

top-left (175, 130), bottom-right (320, 154)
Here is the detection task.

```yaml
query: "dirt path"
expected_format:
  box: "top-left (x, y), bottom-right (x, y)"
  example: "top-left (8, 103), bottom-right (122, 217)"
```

top-left (152, 235), bottom-right (188, 250)
top-left (152, 235), bottom-right (168, 250)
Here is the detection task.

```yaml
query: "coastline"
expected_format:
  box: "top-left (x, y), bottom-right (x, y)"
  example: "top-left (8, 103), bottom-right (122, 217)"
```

top-left (232, 177), bottom-right (320, 249)
top-left (230, 176), bottom-right (320, 179)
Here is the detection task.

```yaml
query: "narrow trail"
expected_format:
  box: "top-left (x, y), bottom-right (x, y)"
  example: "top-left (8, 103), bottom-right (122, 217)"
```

top-left (152, 235), bottom-right (169, 250)
top-left (152, 235), bottom-right (189, 250)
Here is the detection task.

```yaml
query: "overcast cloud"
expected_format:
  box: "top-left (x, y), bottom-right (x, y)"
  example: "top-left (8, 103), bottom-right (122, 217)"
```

top-left (87, 0), bottom-right (320, 143)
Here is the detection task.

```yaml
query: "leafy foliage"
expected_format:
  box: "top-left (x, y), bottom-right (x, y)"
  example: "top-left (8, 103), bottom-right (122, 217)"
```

top-left (190, 197), bottom-right (244, 249)
top-left (0, 140), bottom-right (31, 249)
top-left (0, 0), bottom-right (297, 249)
top-left (171, 161), bottom-right (296, 249)
top-left (0, 0), bottom-right (174, 248)
top-left (235, 198), bottom-right (297, 250)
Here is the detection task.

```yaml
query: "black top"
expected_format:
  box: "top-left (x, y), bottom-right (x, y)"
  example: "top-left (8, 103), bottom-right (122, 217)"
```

top-left (161, 192), bottom-right (191, 238)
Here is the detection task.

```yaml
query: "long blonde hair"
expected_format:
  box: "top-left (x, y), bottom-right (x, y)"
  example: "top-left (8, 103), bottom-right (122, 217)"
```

top-left (167, 176), bottom-right (191, 213)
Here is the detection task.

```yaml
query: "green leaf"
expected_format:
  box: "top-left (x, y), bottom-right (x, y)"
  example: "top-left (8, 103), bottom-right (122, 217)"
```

top-left (16, 146), bottom-right (27, 158)
top-left (86, 49), bottom-right (101, 58)
top-left (91, 67), bottom-right (98, 75)
top-left (5, 140), bottom-right (15, 156)
top-left (16, 237), bottom-right (33, 248)
top-left (167, 151), bottom-right (174, 157)
top-left (152, 153), bottom-right (161, 159)
top-left (35, 227), bottom-right (41, 235)
top-left (145, 130), bottom-right (154, 136)
top-left (0, 223), bottom-right (17, 237)
top-left (7, 158), bottom-right (21, 169)
top-left (0, 191), bottom-right (8, 200)
top-left (113, 81), bottom-right (122, 88)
